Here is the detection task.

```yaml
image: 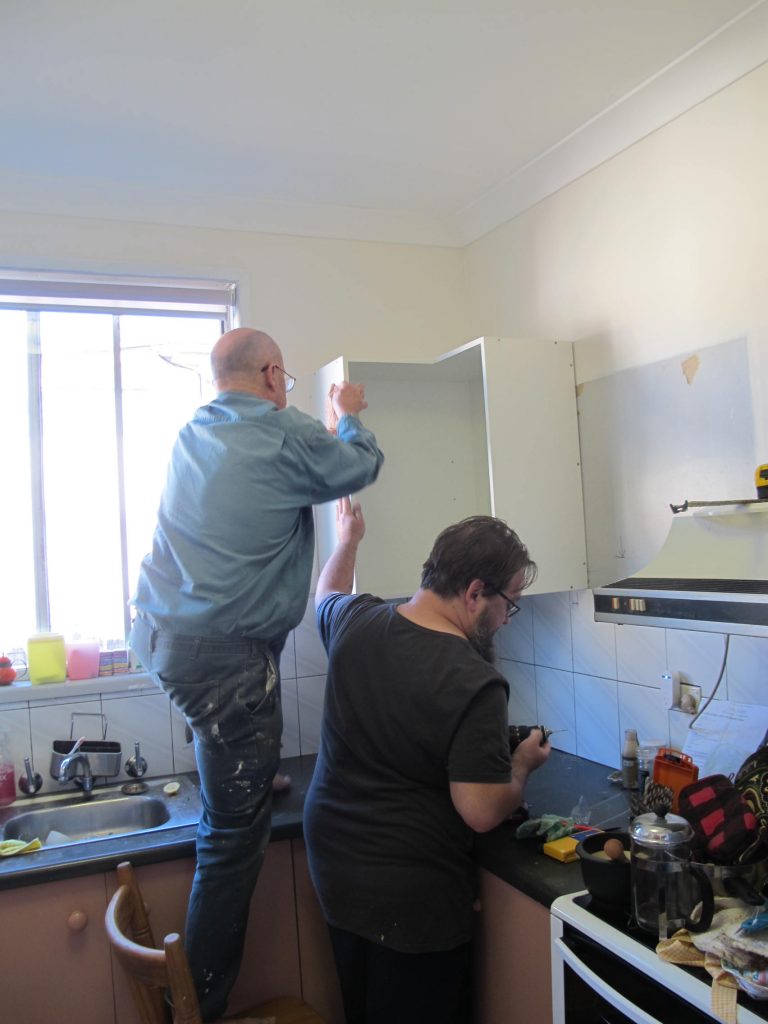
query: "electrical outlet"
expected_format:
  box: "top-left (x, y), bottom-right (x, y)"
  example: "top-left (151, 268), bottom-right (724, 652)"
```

top-left (678, 682), bottom-right (701, 713)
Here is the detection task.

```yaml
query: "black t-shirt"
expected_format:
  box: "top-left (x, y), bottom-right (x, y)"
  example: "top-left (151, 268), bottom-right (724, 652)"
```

top-left (303, 593), bottom-right (512, 953)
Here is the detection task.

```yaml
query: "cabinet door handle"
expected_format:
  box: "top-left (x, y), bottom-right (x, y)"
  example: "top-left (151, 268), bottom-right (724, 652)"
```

top-left (67, 910), bottom-right (89, 932)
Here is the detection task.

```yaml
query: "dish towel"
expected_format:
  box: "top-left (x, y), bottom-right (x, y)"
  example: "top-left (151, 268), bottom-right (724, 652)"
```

top-left (0, 838), bottom-right (42, 857)
top-left (515, 814), bottom-right (576, 841)
top-left (657, 929), bottom-right (738, 1024)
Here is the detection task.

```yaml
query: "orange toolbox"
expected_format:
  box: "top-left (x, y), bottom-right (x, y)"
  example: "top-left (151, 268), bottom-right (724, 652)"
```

top-left (653, 747), bottom-right (698, 812)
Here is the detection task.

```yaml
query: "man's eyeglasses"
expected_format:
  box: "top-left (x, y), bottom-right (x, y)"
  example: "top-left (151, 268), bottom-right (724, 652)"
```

top-left (495, 589), bottom-right (520, 618)
top-left (261, 364), bottom-right (296, 392)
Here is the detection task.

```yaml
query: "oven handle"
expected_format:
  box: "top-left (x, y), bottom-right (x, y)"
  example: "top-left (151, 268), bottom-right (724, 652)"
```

top-left (554, 936), bottom-right (663, 1024)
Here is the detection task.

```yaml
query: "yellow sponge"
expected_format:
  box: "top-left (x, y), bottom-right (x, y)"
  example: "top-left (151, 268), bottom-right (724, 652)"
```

top-left (542, 836), bottom-right (579, 863)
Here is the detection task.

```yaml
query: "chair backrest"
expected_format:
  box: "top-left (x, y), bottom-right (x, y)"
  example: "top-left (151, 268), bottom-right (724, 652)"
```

top-left (105, 860), bottom-right (203, 1024)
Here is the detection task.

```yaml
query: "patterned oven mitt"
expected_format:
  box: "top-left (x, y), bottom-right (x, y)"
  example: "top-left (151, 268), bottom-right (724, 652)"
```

top-left (678, 775), bottom-right (758, 864)
top-left (733, 743), bottom-right (768, 864)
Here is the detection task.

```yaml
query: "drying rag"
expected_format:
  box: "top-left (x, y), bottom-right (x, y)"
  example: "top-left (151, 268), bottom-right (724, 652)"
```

top-left (0, 838), bottom-right (42, 857)
top-left (515, 814), bottom-right (576, 842)
top-left (657, 929), bottom-right (738, 1024)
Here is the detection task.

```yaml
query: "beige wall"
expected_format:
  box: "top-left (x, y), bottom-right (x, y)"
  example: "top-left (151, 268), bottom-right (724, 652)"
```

top-left (463, 61), bottom-right (768, 768)
top-left (0, 210), bottom-right (471, 391)
top-left (464, 61), bottom-right (768, 406)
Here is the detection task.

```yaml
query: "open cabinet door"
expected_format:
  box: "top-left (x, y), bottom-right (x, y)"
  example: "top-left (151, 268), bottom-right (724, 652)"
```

top-left (312, 355), bottom-right (349, 586)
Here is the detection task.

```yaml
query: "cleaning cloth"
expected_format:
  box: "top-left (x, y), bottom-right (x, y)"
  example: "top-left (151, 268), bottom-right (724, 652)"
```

top-left (515, 814), bottom-right (577, 842)
top-left (0, 838), bottom-right (42, 856)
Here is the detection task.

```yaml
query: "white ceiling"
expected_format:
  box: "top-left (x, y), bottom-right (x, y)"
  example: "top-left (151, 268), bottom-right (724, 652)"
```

top-left (2, 0), bottom-right (767, 246)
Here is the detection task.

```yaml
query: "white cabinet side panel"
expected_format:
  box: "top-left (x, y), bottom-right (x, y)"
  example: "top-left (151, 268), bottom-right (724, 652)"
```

top-left (312, 356), bottom-right (349, 587)
top-left (483, 338), bottom-right (587, 593)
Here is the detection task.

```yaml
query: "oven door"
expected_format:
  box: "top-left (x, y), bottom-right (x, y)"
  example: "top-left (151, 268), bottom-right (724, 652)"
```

top-left (553, 923), bottom-right (723, 1024)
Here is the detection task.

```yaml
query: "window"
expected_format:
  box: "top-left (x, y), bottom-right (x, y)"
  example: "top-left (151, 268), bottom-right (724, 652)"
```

top-left (0, 271), bottom-right (236, 655)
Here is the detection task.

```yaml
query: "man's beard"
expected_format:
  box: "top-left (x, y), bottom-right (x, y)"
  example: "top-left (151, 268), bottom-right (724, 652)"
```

top-left (468, 608), bottom-right (496, 663)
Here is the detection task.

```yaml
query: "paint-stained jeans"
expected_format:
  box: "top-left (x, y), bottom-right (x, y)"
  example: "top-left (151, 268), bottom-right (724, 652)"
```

top-left (129, 615), bottom-right (284, 1022)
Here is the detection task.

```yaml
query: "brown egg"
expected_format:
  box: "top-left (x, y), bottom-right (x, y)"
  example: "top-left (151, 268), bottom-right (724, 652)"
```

top-left (603, 837), bottom-right (626, 861)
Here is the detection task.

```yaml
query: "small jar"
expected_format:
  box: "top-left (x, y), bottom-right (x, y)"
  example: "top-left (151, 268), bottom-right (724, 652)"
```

top-left (637, 742), bottom-right (661, 793)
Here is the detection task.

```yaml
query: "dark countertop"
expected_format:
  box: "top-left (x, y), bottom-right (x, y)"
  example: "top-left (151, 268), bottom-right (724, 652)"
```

top-left (474, 749), bottom-right (631, 907)
top-left (0, 750), bottom-right (629, 905)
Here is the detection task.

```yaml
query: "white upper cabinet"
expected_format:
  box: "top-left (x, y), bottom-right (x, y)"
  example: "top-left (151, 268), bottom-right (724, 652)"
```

top-left (313, 337), bottom-right (586, 598)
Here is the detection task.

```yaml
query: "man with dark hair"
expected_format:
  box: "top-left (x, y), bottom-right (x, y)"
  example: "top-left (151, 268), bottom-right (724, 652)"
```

top-left (130, 328), bottom-right (384, 1021)
top-left (304, 500), bottom-right (550, 1024)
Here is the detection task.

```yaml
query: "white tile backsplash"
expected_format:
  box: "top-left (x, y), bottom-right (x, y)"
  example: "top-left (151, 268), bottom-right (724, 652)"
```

top-left (617, 681), bottom-right (670, 750)
top-left (295, 601), bottom-right (328, 678)
top-left (170, 702), bottom-right (198, 774)
top-left (279, 632), bottom-right (297, 680)
top-left (498, 659), bottom-right (538, 726)
top-left (665, 628), bottom-right (729, 697)
top-left (534, 666), bottom-right (576, 755)
top-left (101, 692), bottom-right (174, 779)
top-left (574, 673), bottom-right (620, 767)
top-left (29, 698), bottom-right (103, 794)
top-left (296, 674), bottom-right (326, 755)
top-left (532, 591), bottom-right (573, 671)
top-left (495, 597), bottom-right (534, 663)
top-left (570, 589), bottom-right (617, 679)
top-left (615, 623), bottom-right (667, 686)
top-left (4, 589), bottom-right (768, 790)
top-left (721, 634), bottom-right (768, 704)
top-left (280, 675), bottom-right (301, 759)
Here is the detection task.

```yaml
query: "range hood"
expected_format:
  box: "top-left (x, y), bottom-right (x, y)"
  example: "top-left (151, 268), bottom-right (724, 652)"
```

top-left (593, 503), bottom-right (768, 636)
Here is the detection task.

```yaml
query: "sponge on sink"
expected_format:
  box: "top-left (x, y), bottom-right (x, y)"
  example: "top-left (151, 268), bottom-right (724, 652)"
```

top-left (0, 838), bottom-right (42, 857)
top-left (542, 836), bottom-right (580, 863)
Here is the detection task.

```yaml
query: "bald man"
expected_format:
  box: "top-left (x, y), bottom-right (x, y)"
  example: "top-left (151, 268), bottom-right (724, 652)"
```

top-left (130, 327), bottom-right (383, 1021)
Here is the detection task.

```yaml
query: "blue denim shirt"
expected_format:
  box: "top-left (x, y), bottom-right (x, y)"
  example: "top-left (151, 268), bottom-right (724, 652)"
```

top-left (132, 391), bottom-right (383, 639)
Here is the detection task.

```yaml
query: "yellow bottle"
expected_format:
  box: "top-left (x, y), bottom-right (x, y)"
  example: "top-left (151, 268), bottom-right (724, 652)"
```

top-left (27, 633), bottom-right (67, 684)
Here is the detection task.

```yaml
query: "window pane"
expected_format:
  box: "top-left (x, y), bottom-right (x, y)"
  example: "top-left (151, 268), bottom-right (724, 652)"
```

top-left (120, 316), bottom-right (220, 605)
top-left (39, 312), bottom-right (125, 644)
top-left (0, 311), bottom-right (35, 651)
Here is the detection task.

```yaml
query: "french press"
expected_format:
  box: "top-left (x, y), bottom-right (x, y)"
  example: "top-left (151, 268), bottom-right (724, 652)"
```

top-left (630, 807), bottom-right (714, 939)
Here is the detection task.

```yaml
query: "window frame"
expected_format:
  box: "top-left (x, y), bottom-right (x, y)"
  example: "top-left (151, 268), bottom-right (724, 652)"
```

top-left (2, 269), bottom-right (237, 642)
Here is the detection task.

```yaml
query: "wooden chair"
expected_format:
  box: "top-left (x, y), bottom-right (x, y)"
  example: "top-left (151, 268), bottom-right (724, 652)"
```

top-left (105, 860), bottom-right (326, 1024)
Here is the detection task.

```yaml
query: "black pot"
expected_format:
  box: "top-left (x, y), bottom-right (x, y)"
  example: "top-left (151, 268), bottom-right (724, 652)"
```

top-left (694, 859), bottom-right (768, 904)
top-left (576, 832), bottom-right (632, 913)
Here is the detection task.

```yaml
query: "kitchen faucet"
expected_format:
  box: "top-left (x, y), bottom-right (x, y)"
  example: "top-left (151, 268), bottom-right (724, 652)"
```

top-left (58, 752), bottom-right (94, 797)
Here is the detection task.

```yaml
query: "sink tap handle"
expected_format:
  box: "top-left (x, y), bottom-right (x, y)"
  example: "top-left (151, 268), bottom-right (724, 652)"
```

top-left (125, 742), bottom-right (148, 778)
top-left (19, 756), bottom-right (43, 796)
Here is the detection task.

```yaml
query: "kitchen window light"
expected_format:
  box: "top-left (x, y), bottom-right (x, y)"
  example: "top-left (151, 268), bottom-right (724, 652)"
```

top-left (0, 270), bottom-right (237, 656)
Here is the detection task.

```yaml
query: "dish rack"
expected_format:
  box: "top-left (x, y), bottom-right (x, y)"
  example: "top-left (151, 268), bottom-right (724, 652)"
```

top-left (49, 712), bottom-right (122, 779)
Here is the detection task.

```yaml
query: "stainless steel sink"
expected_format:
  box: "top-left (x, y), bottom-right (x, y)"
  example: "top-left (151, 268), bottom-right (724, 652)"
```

top-left (0, 773), bottom-right (201, 848)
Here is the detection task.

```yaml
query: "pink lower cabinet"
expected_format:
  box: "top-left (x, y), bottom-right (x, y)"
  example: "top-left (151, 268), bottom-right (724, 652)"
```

top-left (0, 872), bottom-right (115, 1024)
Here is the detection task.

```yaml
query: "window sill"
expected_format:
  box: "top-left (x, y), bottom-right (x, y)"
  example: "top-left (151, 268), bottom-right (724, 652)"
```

top-left (0, 672), bottom-right (158, 705)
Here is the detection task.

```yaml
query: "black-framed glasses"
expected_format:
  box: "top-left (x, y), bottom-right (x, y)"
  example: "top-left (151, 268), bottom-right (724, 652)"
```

top-left (261, 363), bottom-right (296, 392)
top-left (495, 589), bottom-right (520, 618)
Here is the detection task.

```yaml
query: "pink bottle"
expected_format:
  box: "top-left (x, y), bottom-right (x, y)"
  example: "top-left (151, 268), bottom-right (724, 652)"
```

top-left (66, 642), bottom-right (101, 680)
top-left (0, 727), bottom-right (15, 807)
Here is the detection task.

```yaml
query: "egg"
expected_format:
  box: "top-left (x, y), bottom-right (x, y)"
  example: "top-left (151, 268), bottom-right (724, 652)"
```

top-left (603, 837), bottom-right (626, 861)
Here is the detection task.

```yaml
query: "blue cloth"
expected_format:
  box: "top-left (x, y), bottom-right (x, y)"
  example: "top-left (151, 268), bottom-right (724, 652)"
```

top-left (132, 391), bottom-right (384, 638)
top-left (129, 616), bottom-right (282, 1022)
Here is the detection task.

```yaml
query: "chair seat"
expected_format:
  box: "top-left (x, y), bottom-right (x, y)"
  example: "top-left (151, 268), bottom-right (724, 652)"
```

top-left (228, 996), bottom-right (326, 1023)
top-left (106, 860), bottom-right (327, 1024)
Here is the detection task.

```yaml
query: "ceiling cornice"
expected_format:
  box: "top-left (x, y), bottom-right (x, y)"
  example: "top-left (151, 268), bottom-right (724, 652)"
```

top-left (454, 0), bottom-right (768, 246)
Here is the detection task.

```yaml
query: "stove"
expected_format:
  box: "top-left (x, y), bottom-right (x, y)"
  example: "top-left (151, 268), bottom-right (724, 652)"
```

top-left (551, 890), bottom-right (768, 1024)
